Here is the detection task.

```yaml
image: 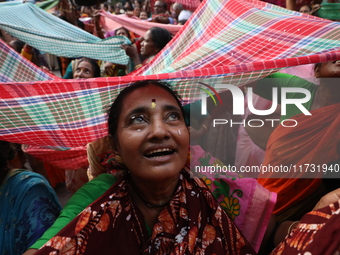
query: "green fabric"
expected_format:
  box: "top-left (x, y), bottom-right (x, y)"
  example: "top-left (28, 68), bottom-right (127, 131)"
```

top-left (0, 2), bottom-right (130, 64)
top-left (254, 72), bottom-right (317, 121)
top-left (30, 173), bottom-right (117, 250)
top-left (62, 62), bottom-right (73, 79)
top-left (35, 0), bottom-right (58, 11)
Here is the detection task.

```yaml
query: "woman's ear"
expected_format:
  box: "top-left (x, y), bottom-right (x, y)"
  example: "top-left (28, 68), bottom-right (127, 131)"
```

top-left (314, 64), bottom-right (321, 78)
top-left (108, 134), bottom-right (120, 155)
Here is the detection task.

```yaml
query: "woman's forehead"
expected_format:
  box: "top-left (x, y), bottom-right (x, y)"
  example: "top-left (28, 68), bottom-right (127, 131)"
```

top-left (122, 85), bottom-right (180, 109)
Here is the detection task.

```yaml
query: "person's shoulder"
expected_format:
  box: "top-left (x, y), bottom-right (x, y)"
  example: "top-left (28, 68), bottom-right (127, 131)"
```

top-left (81, 173), bottom-right (117, 193)
top-left (267, 72), bottom-right (315, 88)
top-left (9, 169), bottom-right (48, 185)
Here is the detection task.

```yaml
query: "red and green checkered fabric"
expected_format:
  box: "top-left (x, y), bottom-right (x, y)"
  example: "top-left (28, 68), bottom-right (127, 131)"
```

top-left (0, 0), bottom-right (340, 148)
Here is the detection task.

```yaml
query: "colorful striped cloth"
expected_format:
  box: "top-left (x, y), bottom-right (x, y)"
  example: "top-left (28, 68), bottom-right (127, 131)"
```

top-left (136, 0), bottom-right (340, 76)
top-left (0, 0), bottom-right (340, 149)
top-left (0, 39), bottom-right (56, 82)
top-left (0, 2), bottom-right (130, 64)
top-left (100, 11), bottom-right (183, 37)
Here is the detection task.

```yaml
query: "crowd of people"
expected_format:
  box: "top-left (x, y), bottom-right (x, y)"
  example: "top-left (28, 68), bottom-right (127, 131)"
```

top-left (0, 0), bottom-right (339, 254)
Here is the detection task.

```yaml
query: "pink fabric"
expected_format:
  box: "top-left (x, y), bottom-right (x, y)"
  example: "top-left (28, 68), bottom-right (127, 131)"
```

top-left (190, 145), bottom-right (277, 252)
top-left (99, 11), bottom-right (183, 36)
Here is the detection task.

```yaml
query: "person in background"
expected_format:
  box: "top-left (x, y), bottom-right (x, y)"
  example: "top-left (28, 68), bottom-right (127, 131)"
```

top-left (101, 3), bottom-right (110, 13)
top-left (104, 27), bottom-right (135, 76)
top-left (63, 57), bottom-right (100, 79)
top-left (108, 4), bottom-right (115, 13)
top-left (73, 57), bottom-right (101, 79)
top-left (151, 0), bottom-right (172, 23)
top-left (124, 0), bottom-right (134, 12)
top-left (172, 2), bottom-right (193, 24)
top-left (8, 40), bottom-right (50, 71)
top-left (134, 5), bottom-right (141, 17)
top-left (140, 10), bottom-right (149, 20)
top-left (246, 61), bottom-right (340, 249)
top-left (121, 27), bottom-right (173, 71)
top-left (0, 141), bottom-right (61, 255)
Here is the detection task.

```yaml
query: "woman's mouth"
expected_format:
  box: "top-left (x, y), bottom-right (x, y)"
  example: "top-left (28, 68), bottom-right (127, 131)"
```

top-left (144, 148), bottom-right (175, 158)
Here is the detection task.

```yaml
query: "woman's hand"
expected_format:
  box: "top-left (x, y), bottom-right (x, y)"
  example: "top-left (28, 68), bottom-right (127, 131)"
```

top-left (93, 10), bottom-right (104, 39)
top-left (104, 62), bottom-right (115, 77)
top-left (121, 44), bottom-right (137, 57)
top-left (121, 44), bottom-right (141, 67)
top-left (313, 188), bottom-right (340, 210)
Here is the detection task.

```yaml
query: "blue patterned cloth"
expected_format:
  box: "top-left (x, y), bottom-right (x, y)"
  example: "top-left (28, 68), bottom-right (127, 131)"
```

top-left (0, 169), bottom-right (61, 255)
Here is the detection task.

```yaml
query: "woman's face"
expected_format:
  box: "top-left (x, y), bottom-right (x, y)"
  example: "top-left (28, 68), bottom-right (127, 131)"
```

top-left (73, 61), bottom-right (94, 79)
top-left (299, 5), bottom-right (311, 14)
top-left (140, 30), bottom-right (159, 58)
top-left (315, 60), bottom-right (340, 78)
top-left (140, 11), bottom-right (148, 20)
top-left (116, 28), bottom-right (128, 37)
top-left (134, 7), bottom-right (141, 17)
top-left (112, 84), bottom-right (189, 182)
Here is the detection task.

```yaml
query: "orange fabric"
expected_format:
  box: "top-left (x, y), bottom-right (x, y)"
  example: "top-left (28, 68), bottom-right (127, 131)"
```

top-left (59, 57), bottom-right (71, 77)
top-left (21, 48), bottom-right (33, 61)
top-left (258, 103), bottom-right (340, 215)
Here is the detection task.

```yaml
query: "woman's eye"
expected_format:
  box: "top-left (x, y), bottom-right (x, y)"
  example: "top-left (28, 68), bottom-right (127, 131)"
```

top-left (85, 70), bottom-right (90, 73)
top-left (167, 113), bottom-right (180, 121)
top-left (131, 115), bottom-right (146, 124)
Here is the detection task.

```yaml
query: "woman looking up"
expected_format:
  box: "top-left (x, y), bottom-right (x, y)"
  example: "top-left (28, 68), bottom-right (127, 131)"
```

top-left (73, 57), bottom-right (101, 79)
top-left (32, 81), bottom-right (256, 254)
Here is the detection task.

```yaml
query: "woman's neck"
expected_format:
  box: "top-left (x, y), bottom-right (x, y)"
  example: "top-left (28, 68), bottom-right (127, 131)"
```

top-left (129, 174), bottom-right (179, 208)
top-left (129, 175), bottom-right (180, 229)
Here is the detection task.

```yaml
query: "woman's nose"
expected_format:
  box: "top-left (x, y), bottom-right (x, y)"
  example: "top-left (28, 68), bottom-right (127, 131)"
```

top-left (149, 120), bottom-right (170, 140)
top-left (76, 70), bottom-right (84, 78)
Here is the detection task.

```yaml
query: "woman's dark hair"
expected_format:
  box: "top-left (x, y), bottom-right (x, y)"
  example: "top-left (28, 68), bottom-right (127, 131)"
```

top-left (108, 80), bottom-right (186, 138)
top-left (114, 27), bottom-right (131, 40)
top-left (77, 58), bottom-right (101, 78)
top-left (0, 141), bottom-right (16, 185)
top-left (124, 0), bottom-right (133, 11)
top-left (0, 141), bottom-right (15, 171)
top-left (314, 62), bottom-right (322, 74)
top-left (74, 0), bottom-right (105, 7)
top-left (9, 40), bottom-right (25, 54)
top-left (148, 27), bottom-right (173, 52)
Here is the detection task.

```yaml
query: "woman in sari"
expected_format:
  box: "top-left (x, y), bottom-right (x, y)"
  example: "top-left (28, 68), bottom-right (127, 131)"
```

top-left (0, 141), bottom-right (61, 255)
top-left (25, 80), bottom-right (271, 254)
top-left (254, 60), bottom-right (340, 222)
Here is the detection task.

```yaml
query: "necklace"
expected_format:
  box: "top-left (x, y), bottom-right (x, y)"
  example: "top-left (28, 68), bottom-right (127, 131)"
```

top-left (130, 180), bottom-right (170, 208)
